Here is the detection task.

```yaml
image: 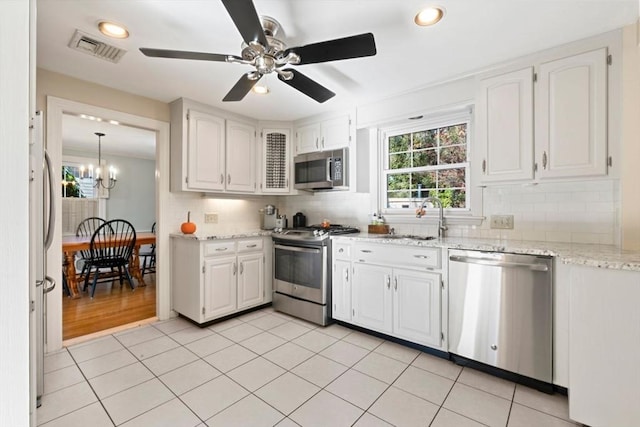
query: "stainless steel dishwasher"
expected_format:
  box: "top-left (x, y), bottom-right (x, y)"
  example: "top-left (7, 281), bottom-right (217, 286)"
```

top-left (448, 249), bottom-right (553, 384)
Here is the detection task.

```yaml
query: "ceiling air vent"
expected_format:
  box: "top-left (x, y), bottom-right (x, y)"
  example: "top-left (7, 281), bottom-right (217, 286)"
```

top-left (68, 29), bottom-right (127, 63)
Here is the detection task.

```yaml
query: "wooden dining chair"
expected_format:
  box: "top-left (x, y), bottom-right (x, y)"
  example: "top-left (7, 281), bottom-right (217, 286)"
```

top-left (75, 217), bottom-right (110, 281)
top-left (139, 222), bottom-right (156, 278)
top-left (83, 219), bottom-right (137, 298)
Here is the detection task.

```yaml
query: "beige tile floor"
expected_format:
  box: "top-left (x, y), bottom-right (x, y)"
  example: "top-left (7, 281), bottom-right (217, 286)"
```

top-left (38, 307), bottom-right (580, 426)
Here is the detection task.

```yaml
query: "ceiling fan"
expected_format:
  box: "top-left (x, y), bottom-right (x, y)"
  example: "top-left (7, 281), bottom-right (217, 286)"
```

top-left (139, 0), bottom-right (377, 103)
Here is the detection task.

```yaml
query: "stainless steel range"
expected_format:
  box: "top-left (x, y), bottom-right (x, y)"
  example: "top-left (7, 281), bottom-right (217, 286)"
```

top-left (272, 225), bottom-right (359, 325)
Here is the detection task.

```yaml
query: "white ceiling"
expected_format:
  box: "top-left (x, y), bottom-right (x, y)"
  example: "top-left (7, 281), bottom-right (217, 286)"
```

top-left (62, 113), bottom-right (156, 159)
top-left (40, 0), bottom-right (637, 153)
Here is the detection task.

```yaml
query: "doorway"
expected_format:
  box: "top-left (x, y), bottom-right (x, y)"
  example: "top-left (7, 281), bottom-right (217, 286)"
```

top-left (46, 97), bottom-right (170, 351)
top-left (61, 114), bottom-right (157, 340)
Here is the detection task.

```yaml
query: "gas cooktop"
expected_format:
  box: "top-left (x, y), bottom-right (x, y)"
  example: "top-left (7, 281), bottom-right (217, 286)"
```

top-left (272, 224), bottom-right (360, 241)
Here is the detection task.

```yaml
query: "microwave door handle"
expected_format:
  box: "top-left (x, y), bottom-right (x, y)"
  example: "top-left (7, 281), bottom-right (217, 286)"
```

top-left (326, 158), bottom-right (332, 181)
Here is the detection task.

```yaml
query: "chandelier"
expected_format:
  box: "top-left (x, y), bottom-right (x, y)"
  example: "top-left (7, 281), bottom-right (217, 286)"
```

top-left (80, 132), bottom-right (117, 190)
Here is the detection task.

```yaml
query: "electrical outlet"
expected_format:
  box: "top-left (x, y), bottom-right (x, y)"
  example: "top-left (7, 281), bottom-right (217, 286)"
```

top-left (490, 215), bottom-right (514, 229)
top-left (204, 213), bottom-right (218, 224)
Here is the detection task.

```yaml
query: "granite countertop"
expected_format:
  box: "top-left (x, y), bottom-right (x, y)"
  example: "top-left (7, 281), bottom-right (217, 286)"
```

top-left (333, 233), bottom-right (640, 272)
top-left (170, 230), bottom-right (272, 240)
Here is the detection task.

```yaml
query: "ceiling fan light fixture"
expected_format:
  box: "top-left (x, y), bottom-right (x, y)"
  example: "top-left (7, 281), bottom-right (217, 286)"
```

top-left (98, 21), bottom-right (129, 39)
top-left (414, 7), bottom-right (445, 26)
top-left (252, 85), bottom-right (270, 95)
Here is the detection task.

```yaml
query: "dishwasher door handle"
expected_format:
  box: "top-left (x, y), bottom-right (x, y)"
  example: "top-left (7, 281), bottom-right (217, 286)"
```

top-left (449, 255), bottom-right (549, 272)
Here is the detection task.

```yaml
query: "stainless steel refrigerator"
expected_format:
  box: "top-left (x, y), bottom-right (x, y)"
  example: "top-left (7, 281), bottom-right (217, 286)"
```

top-left (29, 110), bottom-right (56, 410)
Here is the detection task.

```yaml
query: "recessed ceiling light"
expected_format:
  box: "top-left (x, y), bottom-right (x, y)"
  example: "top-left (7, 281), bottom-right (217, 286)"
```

top-left (414, 6), bottom-right (445, 26)
top-left (98, 21), bottom-right (129, 39)
top-left (252, 85), bottom-right (270, 95)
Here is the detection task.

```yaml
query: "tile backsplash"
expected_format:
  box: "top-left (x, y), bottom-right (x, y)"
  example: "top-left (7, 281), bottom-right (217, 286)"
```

top-left (281, 179), bottom-right (620, 246)
top-left (168, 178), bottom-right (620, 246)
top-left (463, 179), bottom-right (620, 245)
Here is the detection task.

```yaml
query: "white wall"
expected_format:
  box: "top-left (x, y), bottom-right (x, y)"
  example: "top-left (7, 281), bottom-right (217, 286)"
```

top-left (1, 1), bottom-right (31, 425)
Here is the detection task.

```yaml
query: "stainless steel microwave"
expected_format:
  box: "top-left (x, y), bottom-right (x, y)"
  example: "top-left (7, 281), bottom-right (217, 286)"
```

top-left (294, 148), bottom-right (348, 191)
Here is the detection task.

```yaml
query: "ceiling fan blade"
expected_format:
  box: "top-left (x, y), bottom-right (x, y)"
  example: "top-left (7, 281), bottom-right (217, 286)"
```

top-left (223, 72), bottom-right (262, 102)
top-left (284, 33), bottom-right (377, 65)
top-left (220, 0), bottom-right (269, 48)
top-left (139, 48), bottom-right (240, 62)
top-left (277, 69), bottom-right (335, 103)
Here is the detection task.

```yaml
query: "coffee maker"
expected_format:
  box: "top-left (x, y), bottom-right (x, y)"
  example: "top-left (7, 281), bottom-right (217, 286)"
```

top-left (260, 204), bottom-right (278, 230)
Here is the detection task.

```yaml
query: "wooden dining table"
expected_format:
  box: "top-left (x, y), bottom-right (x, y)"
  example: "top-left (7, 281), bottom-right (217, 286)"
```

top-left (62, 232), bottom-right (156, 299)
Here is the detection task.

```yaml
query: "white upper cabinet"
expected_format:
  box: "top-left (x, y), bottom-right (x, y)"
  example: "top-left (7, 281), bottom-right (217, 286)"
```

top-left (261, 128), bottom-right (291, 193)
top-left (226, 120), bottom-right (256, 193)
top-left (170, 98), bottom-right (258, 194)
top-left (476, 47), bottom-right (609, 184)
top-left (295, 114), bottom-right (352, 155)
top-left (477, 67), bottom-right (534, 182)
top-left (296, 123), bottom-right (321, 154)
top-left (535, 48), bottom-right (608, 179)
top-left (186, 109), bottom-right (226, 191)
top-left (319, 115), bottom-right (351, 151)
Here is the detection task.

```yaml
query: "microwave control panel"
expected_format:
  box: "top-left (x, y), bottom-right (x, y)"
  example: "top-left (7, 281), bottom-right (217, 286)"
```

top-left (333, 157), bottom-right (342, 180)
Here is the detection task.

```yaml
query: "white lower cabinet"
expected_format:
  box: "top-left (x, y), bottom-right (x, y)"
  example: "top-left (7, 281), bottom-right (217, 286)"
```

top-left (332, 259), bottom-right (352, 322)
top-left (568, 266), bottom-right (640, 427)
top-left (332, 239), bottom-right (444, 349)
top-left (203, 256), bottom-right (237, 319)
top-left (352, 263), bottom-right (393, 334)
top-left (237, 252), bottom-right (265, 309)
top-left (172, 236), bottom-right (269, 324)
top-left (393, 269), bottom-right (441, 347)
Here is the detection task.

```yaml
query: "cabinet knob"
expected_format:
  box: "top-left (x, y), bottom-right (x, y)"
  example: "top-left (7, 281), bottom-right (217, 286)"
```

top-left (220, 174), bottom-right (224, 184)
top-left (482, 159), bottom-right (486, 173)
top-left (490, 344), bottom-right (498, 351)
top-left (227, 174), bottom-right (231, 184)
top-left (542, 151), bottom-right (548, 170)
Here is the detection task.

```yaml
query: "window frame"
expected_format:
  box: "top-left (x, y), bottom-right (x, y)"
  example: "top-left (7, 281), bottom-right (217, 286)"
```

top-left (61, 154), bottom-right (106, 216)
top-left (377, 109), bottom-right (483, 224)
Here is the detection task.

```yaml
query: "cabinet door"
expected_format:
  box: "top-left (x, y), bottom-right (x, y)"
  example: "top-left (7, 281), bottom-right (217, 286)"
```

top-left (393, 269), bottom-right (441, 347)
top-left (332, 260), bottom-right (352, 322)
top-left (262, 129), bottom-right (291, 193)
top-left (187, 109), bottom-right (225, 191)
top-left (203, 256), bottom-right (237, 319)
top-left (477, 68), bottom-right (534, 183)
top-left (237, 253), bottom-right (264, 309)
top-left (352, 263), bottom-right (393, 334)
top-left (320, 115), bottom-right (350, 150)
top-left (226, 120), bottom-right (256, 192)
top-left (569, 267), bottom-right (640, 426)
top-left (296, 123), bottom-right (320, 154)
top-left (535, 48), bottom-right (607, 179)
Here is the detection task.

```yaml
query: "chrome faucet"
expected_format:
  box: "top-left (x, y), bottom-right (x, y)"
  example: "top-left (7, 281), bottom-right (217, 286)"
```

top-left (416, 196), bottom-right (447, 238)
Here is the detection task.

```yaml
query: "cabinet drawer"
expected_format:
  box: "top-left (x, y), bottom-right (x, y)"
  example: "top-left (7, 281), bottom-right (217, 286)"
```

top-left (354, 244), bottom-right (440, 269)
top-left (237, 239), bottom-right (263, 253)
top-left (333, 242), bottom-right (352, 260)
top-left (204, 241), bottom-right (236, 256)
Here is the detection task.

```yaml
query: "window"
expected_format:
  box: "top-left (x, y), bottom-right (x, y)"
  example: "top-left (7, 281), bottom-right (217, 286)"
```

top-left (381, 113), bottom-right (472, 215)
top-left (61, 155), bottom-right (103, 235)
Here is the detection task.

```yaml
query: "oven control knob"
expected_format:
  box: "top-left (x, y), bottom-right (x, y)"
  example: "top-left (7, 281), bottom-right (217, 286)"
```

top-left (313, 230), bottom-right (319, 236)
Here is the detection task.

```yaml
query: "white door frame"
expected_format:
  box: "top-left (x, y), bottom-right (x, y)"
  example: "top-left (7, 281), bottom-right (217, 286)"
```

top-left (46, 96), bottom-right (171, 352)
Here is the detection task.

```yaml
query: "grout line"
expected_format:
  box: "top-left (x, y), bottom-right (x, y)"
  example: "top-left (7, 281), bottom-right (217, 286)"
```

top-left (44, 310), bottom-right (570, 427)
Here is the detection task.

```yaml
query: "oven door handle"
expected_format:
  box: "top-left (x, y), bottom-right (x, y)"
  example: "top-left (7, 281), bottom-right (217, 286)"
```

top-left (275, 244), bottom-right (322, 254)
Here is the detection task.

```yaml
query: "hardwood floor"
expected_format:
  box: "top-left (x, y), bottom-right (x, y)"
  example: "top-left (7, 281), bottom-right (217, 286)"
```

top-left (62, 274), bottom-right (156, 340)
